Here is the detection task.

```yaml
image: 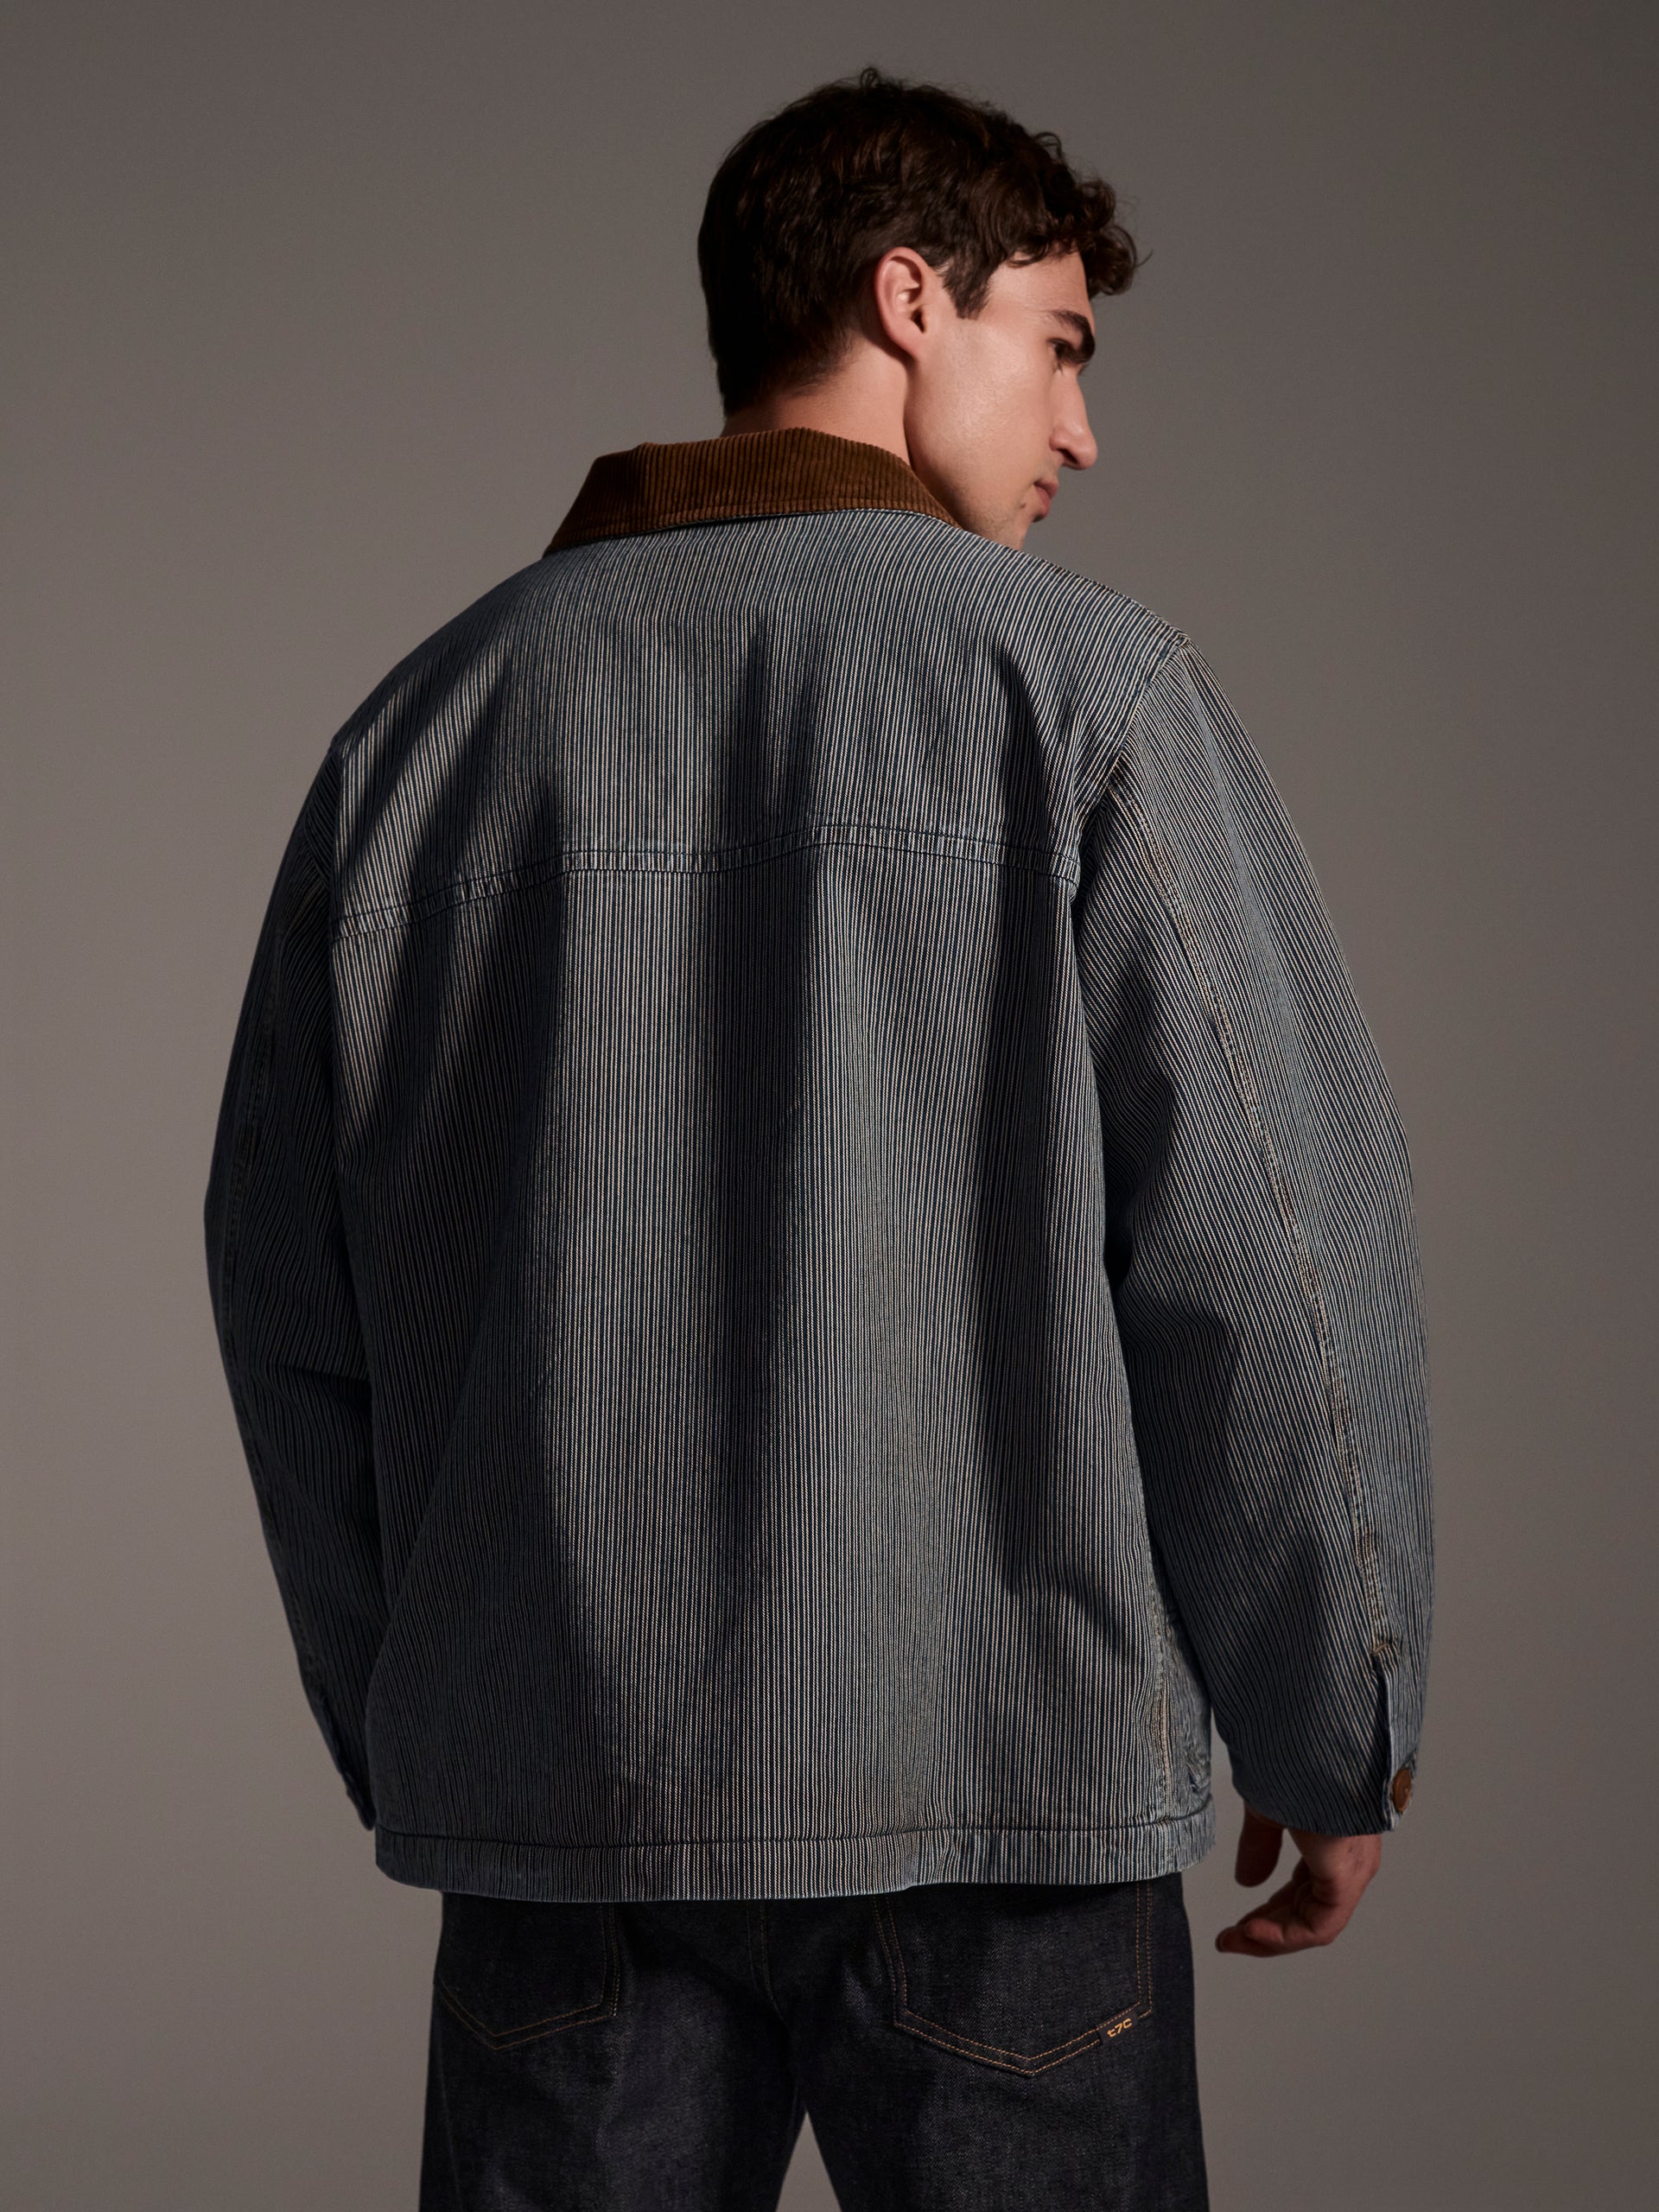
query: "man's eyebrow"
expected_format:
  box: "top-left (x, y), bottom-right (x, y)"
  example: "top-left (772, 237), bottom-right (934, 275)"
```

top-left (1046, 309), bottom-right (1096, 365)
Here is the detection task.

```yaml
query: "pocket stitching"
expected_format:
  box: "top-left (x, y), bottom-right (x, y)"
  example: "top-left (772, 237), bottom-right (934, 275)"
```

top-left (875, 1882), bottom-right (1154, 2076)
top-left (435, 1901), bottom-right (620, 2050)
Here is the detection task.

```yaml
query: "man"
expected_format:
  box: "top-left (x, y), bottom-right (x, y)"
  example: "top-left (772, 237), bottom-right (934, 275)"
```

top-left (205, 66), bottom-right (1432, 2212)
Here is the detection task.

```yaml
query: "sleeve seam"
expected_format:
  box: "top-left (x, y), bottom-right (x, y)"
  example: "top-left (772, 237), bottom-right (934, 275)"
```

top-left (296, 748), bottom-right (341, 887)
top-left (1108, 672), bottom-right (1391, 1652)
top-left (1077, 632), bottom-right (1192, 836)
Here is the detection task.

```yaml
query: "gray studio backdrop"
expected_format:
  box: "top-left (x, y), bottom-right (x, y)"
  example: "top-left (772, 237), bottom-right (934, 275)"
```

top-left (6, 3), bottom-right (1655, 2206)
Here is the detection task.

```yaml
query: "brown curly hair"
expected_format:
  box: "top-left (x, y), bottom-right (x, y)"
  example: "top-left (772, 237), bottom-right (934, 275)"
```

top-left (698, 67), bottom-right (1141, 416)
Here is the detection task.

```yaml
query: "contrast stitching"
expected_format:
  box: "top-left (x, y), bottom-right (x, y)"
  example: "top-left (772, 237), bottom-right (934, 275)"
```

top-left (875, 1897), bottom-right (1141, 2074)
top-left (882, 2014), bottom-right (1105, 2076)
top-left (435, 1979), bottom-right (607, 2044)
top-left (434, 1903), bottom-right (619, 2049)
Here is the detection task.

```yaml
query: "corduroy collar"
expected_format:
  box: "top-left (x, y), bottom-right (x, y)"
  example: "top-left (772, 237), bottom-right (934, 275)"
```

top-left (543, 427), bottom-right (960, 554)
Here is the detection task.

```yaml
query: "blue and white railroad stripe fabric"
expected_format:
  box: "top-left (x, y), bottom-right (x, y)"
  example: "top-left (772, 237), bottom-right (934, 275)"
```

top-left (203, 428), bottom-right (1432, 1903)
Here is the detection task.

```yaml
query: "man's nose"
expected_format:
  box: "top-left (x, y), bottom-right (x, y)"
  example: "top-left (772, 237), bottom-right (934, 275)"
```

top-left (1055, 392), bottom-right (1098, 472)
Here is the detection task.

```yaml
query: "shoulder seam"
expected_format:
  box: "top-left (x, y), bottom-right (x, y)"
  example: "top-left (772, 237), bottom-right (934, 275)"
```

top-left (1077, 629), bottom-right (1192, 831)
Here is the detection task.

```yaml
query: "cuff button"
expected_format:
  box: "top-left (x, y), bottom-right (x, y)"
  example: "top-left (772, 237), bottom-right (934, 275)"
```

top-left (1390, 1764), bottom-right (1414, 1815)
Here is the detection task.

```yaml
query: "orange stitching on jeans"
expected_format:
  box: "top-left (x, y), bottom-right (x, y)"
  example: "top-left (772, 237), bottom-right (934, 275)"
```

top-left (875, 1898), bottom-right (1139, 2069)
top-left (435, 1980), bottom-right (610, 2048)
top-left (435, 1969), bottom-right (608, 2037)
top-left (889, 2016), bottom-right (1105, 2076)
top-left (435, 1903), bottom-right (619, 2046)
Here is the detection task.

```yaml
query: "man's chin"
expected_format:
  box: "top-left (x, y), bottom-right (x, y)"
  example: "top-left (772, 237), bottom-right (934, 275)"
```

top-left (965, 503), bottom-right (1033, 550)
top-left (948, 488), bottom-right (1033, 550)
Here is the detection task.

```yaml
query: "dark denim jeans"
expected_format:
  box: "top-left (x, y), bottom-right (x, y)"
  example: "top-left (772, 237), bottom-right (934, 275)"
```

top-left (419, 1872), bottom-right (1207, 2209)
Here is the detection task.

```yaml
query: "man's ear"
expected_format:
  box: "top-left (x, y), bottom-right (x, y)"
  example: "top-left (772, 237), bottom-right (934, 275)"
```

top-left (868, 247), bottom-right (942, 365)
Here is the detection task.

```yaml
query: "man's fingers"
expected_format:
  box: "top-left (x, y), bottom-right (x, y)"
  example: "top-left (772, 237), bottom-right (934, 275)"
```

top-left (1233, 1803), bottom-right (1285, 1888)
top-left (1218, 1870), bottom-right (1300, 1955)
top-left (1217, 1884), bottom-right (1355, 1955)
top-left (1216, 1840), bottom-right (1377, 1956)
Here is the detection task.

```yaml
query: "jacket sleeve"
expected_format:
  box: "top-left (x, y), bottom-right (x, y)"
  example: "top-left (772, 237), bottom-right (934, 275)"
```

top-left (1073, 638), bottom-right (1433, 1835)
top-left (203, 753), bottom-right (385, 1829)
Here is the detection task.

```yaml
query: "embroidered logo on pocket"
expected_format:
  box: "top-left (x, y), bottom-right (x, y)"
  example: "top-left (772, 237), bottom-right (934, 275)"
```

top-left (433, 1894), bottom-right (620, 2050)
top-left (874, 1879), bottom-right (1152, 2076)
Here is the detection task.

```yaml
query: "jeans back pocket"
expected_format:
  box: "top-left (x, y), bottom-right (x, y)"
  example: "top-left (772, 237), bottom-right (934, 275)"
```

top-left (433, 1893), bottom-right (620, 2051)
top-left (874, 1878), bottom-right (1151, 2076)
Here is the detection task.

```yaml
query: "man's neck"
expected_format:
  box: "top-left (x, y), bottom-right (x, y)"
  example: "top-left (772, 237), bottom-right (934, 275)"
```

top-left (720, 376), bottom-right (910, 467)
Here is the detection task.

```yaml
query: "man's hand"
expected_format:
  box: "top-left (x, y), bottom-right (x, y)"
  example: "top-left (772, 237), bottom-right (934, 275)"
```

top-left (1215, 1802), bottom-right (1382, 1957)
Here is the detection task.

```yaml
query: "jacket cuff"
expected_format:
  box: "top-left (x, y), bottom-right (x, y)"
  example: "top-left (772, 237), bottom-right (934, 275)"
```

top-left (1230, 1654), bottom-right (1421, 1836)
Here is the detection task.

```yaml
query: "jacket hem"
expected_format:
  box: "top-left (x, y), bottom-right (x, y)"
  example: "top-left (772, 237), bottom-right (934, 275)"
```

top-left (372, 1799), bottom-right (1216, 1901)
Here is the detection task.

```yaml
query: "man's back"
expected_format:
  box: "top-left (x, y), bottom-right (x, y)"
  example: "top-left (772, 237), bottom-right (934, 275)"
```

top-left (206, 429), bottom-right (1428, 1904)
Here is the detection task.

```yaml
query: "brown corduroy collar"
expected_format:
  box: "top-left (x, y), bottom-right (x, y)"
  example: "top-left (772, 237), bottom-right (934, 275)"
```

top-left (543, 427), bottom-right (960, 554)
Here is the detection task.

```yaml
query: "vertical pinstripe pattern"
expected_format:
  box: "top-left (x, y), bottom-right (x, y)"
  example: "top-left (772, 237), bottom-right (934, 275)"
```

top-left (204, 432), bottom-right (1432, 1903)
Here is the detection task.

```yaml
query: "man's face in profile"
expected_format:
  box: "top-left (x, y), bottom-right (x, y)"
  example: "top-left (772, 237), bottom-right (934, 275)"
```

top-left (904, 248), bottom-right (1100, 550)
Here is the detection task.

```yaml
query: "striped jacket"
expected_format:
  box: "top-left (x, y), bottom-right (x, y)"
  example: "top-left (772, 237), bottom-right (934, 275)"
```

top-left (203, 427), bottom-right (1432, 1902)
